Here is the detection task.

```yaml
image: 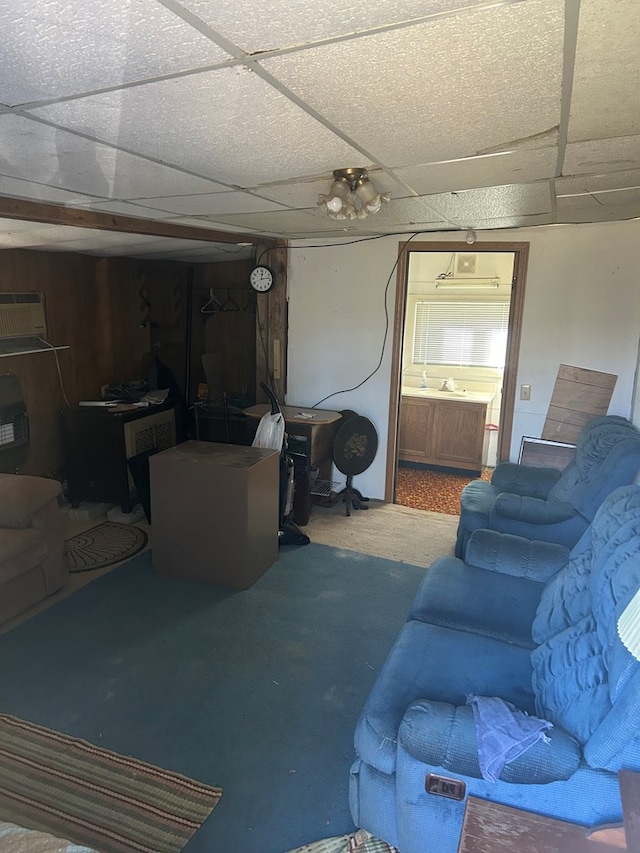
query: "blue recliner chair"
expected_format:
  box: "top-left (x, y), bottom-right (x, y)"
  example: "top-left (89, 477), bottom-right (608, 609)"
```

top-left (455, 414), bottom-right (640, 558)
top-left (349, 485), bottom-right (640, 853)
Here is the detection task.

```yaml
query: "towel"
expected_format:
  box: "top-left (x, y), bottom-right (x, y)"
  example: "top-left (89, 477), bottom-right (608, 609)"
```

top-left (467, 694), bottom-right (552, 782)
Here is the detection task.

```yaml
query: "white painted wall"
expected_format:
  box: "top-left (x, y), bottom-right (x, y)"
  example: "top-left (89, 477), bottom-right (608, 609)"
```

top-left (286, 220), bottom-right (640, 499)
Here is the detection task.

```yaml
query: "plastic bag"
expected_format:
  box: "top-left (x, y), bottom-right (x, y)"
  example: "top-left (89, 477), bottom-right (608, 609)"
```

top-left (252, 412), bottom-right (285, 450)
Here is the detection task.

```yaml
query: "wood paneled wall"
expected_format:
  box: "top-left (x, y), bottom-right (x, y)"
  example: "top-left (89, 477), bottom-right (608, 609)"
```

top-left (0, 249), bottom-right (261, 478)
top-left (191, 259), bottom-right (256, 406)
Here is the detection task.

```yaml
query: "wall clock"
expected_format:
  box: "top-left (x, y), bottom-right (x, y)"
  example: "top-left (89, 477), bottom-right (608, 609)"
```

top-left (249, 265), bottom-right (274, 292)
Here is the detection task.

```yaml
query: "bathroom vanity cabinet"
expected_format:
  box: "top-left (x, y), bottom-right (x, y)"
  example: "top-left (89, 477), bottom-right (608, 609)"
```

top-left (398, 393), bottom-right (489, 472)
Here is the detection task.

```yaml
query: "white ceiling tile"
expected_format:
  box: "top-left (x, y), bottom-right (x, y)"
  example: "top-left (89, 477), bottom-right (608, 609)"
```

top-left (568, 0), bottom-right (640, 142)
top-left (0, 0), bottom-right (230, 105)
top-left (356, 197), bottom-right (450, 228)
top-left (555, 202), bottom-right (640, 225)
top-left (72, 200), bottom-right (175, 219)
top-left (423, 184), bottom-right (553, 223)
top-left (207, 196), bottom-right (450, 234)
top-left (28, 68), bottom-right (367, 186)
top-left (394, 149), bottom-right (558, 195)
top-left (163, 216), bottom-right (266, 234)
top-left (556, 169), bottom-right (640, 196)
top-left (197, 208), bottom-right (344, 235)
top-left (178, 0), bottom-right (477, 53)
top-left (591, 188), bottom-right (640, 207)
top-left (459, 213), bottom-right (555, 230)
top-left (138, 191), bottom-right (286, 215)
top-left (0, 114), bottom-right (229, 198)
top-left (563, 136), bottom-right (640, 176)
top-left (556, 194), bottom-right (601, 212)
top-left (0, 174), bottom-right (96, 205)
top-left (261, 0), bottom-right (563, 164)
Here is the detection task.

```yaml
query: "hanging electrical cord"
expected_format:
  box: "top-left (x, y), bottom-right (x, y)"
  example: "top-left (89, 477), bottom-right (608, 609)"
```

top-left (37, 337), bottom-right (71, 407)
top-left (255, 295), bottom-right (278, 401)
top-left (254, 230), bottom-right (437, 408)
top-left (309, 232), bottom-right (423, 408)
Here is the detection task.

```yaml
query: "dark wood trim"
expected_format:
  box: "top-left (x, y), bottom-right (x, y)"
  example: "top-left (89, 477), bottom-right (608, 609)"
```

top-left (499, 242), bottom-right (529, 461)
top-left (385, 243), bottom-right (411, 502)
top-left (0, 195), bottom-right (275, 247)
top-left (384, 240), bottom-right (530, 503)
top-left (254, 239), bottom-right (288, 404)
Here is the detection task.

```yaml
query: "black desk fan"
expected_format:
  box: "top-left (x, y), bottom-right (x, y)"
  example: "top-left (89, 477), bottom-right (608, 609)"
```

top-left (321, 411), bottom-right (378, 516)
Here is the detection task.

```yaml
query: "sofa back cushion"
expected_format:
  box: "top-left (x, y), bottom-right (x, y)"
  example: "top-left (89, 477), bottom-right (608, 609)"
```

top-left (548, 417), bottom-right (640, 519)
top-left (531, 531), bottom-right (593, 645)
top-left (532, 485), bottom-right (640, 748)
top-left (531, 615), bottom-right (611, 743)
top-left (532, 485), bottom-right (640, 644)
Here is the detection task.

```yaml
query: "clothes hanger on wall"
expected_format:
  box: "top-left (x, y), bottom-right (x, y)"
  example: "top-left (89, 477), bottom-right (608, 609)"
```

top-left (200, 288), bottom-right (240, 314)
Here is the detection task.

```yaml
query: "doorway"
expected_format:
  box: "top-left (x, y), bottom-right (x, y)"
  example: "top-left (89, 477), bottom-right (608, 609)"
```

top-left (384, 241), bottom-right (529, 507)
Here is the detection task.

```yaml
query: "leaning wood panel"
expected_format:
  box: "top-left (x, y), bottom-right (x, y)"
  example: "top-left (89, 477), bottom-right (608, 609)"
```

top-left (542, 364), bottom-right (617, 443)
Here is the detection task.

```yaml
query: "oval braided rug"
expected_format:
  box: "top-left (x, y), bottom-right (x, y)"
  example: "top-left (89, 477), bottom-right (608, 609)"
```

top-left (64, 522), bottom-right (148, 572)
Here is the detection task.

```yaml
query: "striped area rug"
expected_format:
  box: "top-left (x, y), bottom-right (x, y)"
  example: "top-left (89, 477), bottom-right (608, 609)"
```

top-left (0, 715), bottom-right (222, 853)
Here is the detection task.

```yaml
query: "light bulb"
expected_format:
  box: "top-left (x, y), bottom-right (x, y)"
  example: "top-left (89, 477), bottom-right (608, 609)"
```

top-left (465, 228), bottom-right (476, 245)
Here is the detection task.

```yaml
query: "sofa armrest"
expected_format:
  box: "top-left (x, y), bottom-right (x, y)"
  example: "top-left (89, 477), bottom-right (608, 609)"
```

top-left (399, 700), bottom-right (581, 785)
top-left (491, 462), bottom-right (562, 499)
top-left (493, 493), bottom-right (576, 525)
top-left (0, 475), bottom-right (62, 529)
top-left (465, 530), bottom-right (570, 581)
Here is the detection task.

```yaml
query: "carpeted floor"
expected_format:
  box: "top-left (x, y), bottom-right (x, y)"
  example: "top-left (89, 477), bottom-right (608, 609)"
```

top-left (395, 465), bottom-right (492, 515)
top-left (0, 543), bottom-right (428, 853)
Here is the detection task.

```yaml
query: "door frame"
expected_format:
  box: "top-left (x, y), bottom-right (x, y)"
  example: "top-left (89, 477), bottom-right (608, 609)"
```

top-left (384, 240), bottom-right (530, 502)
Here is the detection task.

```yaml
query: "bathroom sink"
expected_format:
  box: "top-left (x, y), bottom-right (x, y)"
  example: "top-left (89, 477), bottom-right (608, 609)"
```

top-left (401, 387), bottom-right (494, 403)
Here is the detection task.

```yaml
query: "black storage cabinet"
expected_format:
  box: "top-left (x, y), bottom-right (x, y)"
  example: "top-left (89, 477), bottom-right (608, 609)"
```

top-left (62, 403), bottom-right (176, 513)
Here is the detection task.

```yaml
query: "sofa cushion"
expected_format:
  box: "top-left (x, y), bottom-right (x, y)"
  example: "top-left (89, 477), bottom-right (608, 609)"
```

top-left (0, 475), bottom-right (61, 529)
top-left (531, 536), bottom-right (593, 645)
top-left (410, 556), bottom-right (543, 649)
top-left (0, 528), bottom-right (46, 584)
top-left (354, 619), bottom-right (534, 776)
top-left (531, 616), bottom-right (611, 744)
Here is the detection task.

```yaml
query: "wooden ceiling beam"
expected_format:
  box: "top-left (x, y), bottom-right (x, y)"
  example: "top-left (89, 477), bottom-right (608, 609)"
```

top-left (0, 195), bottom-right (277, 247)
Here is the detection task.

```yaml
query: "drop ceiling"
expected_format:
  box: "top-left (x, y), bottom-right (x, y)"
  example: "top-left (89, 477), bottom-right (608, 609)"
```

top-left (0, 0), bottom-right (639, 262)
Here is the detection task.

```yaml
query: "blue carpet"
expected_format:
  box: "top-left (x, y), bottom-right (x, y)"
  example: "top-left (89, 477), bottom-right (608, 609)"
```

top-left (0, 543), bottom-right (425, 853)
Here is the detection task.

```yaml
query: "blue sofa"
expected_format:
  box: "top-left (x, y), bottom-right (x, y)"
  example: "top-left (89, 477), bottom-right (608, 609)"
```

top-left (455, 415), bottom-right (640, 558)
top-left (349, 484), bottom-right (640, 853)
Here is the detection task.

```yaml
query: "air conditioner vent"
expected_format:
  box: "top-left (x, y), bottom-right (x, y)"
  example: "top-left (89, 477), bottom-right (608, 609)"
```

top-left (0, 293), bottom-right (47, 338)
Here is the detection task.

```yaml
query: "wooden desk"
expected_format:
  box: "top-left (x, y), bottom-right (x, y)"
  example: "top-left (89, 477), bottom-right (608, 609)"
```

top-left (244, 404), bottom-right (341, 525)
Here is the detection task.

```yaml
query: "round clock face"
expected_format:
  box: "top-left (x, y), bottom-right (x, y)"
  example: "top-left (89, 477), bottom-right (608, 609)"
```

top-left (250, 265), bottom-right (274, 292)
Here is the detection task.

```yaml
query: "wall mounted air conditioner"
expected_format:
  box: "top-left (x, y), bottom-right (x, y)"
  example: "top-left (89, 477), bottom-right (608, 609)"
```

top-left (0, 293), bottom-right (47, 338)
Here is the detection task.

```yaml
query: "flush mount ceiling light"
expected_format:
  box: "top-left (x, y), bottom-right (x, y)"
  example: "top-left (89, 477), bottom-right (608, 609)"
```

top-left (317, 168), bottom-right (391, 220)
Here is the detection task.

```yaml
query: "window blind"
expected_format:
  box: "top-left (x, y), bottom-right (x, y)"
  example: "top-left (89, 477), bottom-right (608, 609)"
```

top-left (412, 301), bottom-right (510, 368)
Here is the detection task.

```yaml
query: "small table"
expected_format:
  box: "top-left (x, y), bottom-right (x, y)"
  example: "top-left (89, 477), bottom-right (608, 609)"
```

top-left (458, 796), bottom-right (625, 853)
top-left (243, 404), bottom-right (341, 525)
